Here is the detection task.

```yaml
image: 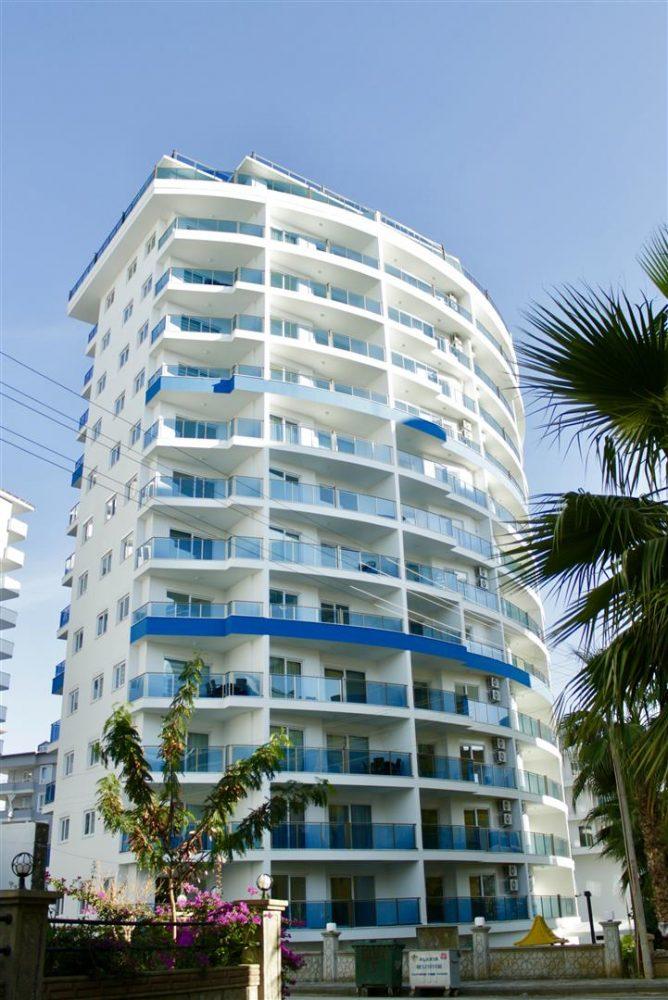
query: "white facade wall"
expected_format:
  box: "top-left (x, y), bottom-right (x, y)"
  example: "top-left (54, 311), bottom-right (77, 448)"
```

top-left (49, 153), bottom-right (576, 942)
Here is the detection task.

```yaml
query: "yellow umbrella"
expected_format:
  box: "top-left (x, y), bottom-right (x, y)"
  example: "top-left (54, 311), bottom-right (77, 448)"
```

top-left (514, 915), bottom-right (568, 947)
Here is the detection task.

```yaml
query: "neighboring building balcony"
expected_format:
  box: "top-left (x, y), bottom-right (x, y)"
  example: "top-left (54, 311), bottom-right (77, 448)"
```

top-left (0, 777), bottom-right (34, 794)
top-left (417, 754), bottom-right (563, 800)
top-left (158, 217), bottom-right (264, 250)
top-left (129, 670), bottom-right (262, 702)
top-left (0, 705), bottom-right (6, 724)
top-left (49, 720), bottom-right (61, 743)
top-left (270, 270), bottom-right (382, 316)
top-left (271, 226), bottom-right (379, 270)
top-left (270, 673), bottom-right (408, 709)
top-left (51, 660), bottom-right (65, 695)
top-left (284, 898), bottom-right (419, 929)
top-left (66, 502), bottom-right (79, 535)
top-left (421, 825), bottom-right (569, 858)
top-left (144, 744), bottom-right (413, 779)
top-left (0, 638), bottom-right (14, 660)
top-left (71, 455), bottom-right (84, 488)
top-left (82, 366), bottom-right (93, 399)
top-left (62, 553), bottom-right (75, 587)
top-left (150, 313), bottom-right (264, 346)
top-left (0, 670), bottom-right (10, 691)
top-left (271, 822), bottom-right (416, 851)
top-left (154, 266), bottom-right (264, 299)
top-left (76, 409), bottom-right (89, 442)
top-left (271, 318), bottom-right (385, 365)
top-left (0, 606), bottom-right (17, 630)
top-left (56, 605), bottom-right (70, 639)
top-left (413, 687), bottom-right (555, 745)
top-left (0, 545), bottom-right (24, 573)
top-left (44, 781), bottom-right (56, 805)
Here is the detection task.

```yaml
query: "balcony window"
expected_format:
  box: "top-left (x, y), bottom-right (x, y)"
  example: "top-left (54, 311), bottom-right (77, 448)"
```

top-left (117, 594), bottom-right (130, 622)
top-left (579, 825), bottom-right (595, 847)
top-left (73, 628), bottom-right (84, 653)
top-left (64, 751), bottom-right (74, 776)
top-left (127, 259), bottom-right (137, 282)
top-left (105, 289), bottom-right (115, 311)
top-left (77, 572), bottom-right (88, 596)
top-left (59, 817), bottom-right (70, 842)
top-left (119, 344), bottom-right (130, 367)
top-left (112, 661), bottom-right (126, 690)
top-left (145, 233), bottom-right (156, 256)
top-left (68, 688), bottom-right (79, 714)
top-left (137, 321), bottom-right (149, 346)
top-left (87, 741), bottom-right (101, 766)
top-left (83, 809), bottom-right (96, 836)
top-left (96, 611), bottom-right (108, 637)
top-left (92, 674), bottom-right (104, 701)
top-left (114, 392), bottom-right (125, 416)
top-left (101, 330), bottom-right (111, 351)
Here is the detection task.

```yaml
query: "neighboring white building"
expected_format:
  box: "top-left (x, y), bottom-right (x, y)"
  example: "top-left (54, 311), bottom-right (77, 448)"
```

top-left (49, 152), bottom-right (576, 943)
top-left (0, 488), bottom-right (34, 748)
top-left (0, 739), bottom-right (58, 888)
top-left (562, 751), bottom-right (631, 941)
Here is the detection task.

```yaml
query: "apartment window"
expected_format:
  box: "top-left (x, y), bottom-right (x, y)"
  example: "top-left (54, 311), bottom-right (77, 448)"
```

top-left (121, 533), bottom-right (134, 561)
top-left (119, 343), bottom-right (130, 367)
top-left (130, 421), bottom-right (141, 445)
top-left (112, 661), bottom-right (126, 690)
top-left (122, 301), bottom-right (133, 325)
top-left (133, 368), bottom-right (145, 394)
top-left (114, 391), bottom-right (126, 416)
top-left (96, 372), bottom-right (106, 395)
top-left (59, 817), bottom-right (70, 842)
top-left (105, 289), bottom-right (115, 311)
top-left (100, 550), bottom-right (112, 577)
top-left (77, 571), bottom-right (88, 597)
top-left (579, 825), bottom-right (595, 848)
top-left (117, 594), bottom-right (130, 622)
top-left (125, 476), bottom-right (137, 502)
top-left (145, 232), bottom-right (156, 255)
top-left (37, 792), bottom-right (45, 812)
top-left (137, 321), bottom-right (148, 346)
top-left (101, 329), bottom-right (111, 351)
top-left (127, 258), bottom-right (137, 281)
top-left (141, 275), bottom-right (153, 299)
top-left (83, 809), bottom-right (96, 836)
top-left (91, 418), bottom-right (102, 441)
top-left (87, 741), bottom-right (101, 766)
top-left (73, 628), bottom-right (84, 652)
top-left (64, 751), bottom-right (74, 776)
top-left (68, 687), bottom-right (79, 714)
top-left (86, 468), bottom-right (97, 492)
top-left (96, 610), bottom-right (109, 637)
top-left (39, 764), bottom-right (53, 783)
top-left (83, 517), bottom-right (93, 541)
top-left (92, 673), bottom-right (104, 700)
top-left (105, 494), bottom-right (117, 520)
top-left (110, 442), bottom-right (121, 467)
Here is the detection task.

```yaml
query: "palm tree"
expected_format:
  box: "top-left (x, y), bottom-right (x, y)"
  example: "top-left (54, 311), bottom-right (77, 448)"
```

top-left (510, 225), bottom-right (668, 975)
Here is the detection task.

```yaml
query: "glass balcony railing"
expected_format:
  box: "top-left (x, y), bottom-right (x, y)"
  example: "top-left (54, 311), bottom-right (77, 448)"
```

top-left (532, 895), bottom-right (577, 918)
top-left (270, 673), bottom-right (408, 707)
top-left (132, 601), bottom-right (262, 624)
top-left (474, 363), bottom-right (514, 415)
top-left (269, 539), bottom-right (400, 578)
top-left (155, 266), bottom-right (264, 295)
top-left (0, 670), bottom-right (10, 691)
top-left (62, 554), bottom-right (75, 578)
top-left (397, 450), bottom-right (488, 508)
top-left (271, 420), bottom-right (393, 464)
top-left (516, 711), bottom-right (555, 743)
top-left (485, 451), bottom-right (526, 499)
top-left (418, 754), bottom-right (516, 788)
top-left (271, 318), bottom-right (385, 361)
top-left (51, 660), bottom-right (65, 695)
top-left (129, 671), bottom-right (262, 701)
top-left (388, 305), bottom-right (435, 340)
top-left (422, 825), bottom-right (523, 853)
top-left (135, 535), bottom-right (262, 567)
top-left (87, 324), bottom-right (98, 343)
top-left (385, 264), bottom-right (473, 322)
top-left (147, 363), bottom-right (262, 392)
top-left (427, 896), bottom-right (529, 923)
top-left (271, 271), bottom-right (381, 314)
top-left (481, 407), bottom-right (521, 459)
top-left (408, 620), bottom-right (464, 645)
top-left (139, 474), bottom-right (262, 505)
top-left (401, 504), bottom-right (493, 558)
top-left (49, 720), bottom-right (60, 743)
top-left (83, 366), bottom-right (93, 385)
top-left (145, 744), bottom-right (412, 777)
top-left (58, 606), bottom-right (71, 628)
top-left (158, 217), bottom-right (264, 249)
top-left (144, 416), bottom-right (263, 448)
top-left (270, 479), bottom-right (396, 519)
top-left (236, 168), bottom-right (376, 220)
top-left (151, 313), bottom-right (263, 343)
top-left (525, 832), bottom-right (570, 857)
top-left (501, 598), bottom-right (543, 638)
top-left (511, 655), bottom-right (549, 687)
top-left (272, 822), bottom-right (415, 850)
top-left (391, 350), bottom-right (439, 385)
top-left (270, 367), bottom-right (388, 405)
top-left (284, 898), bottom-right (420, 929)
top-left (413, 687), bottom-right (512, 728)
top-left (406, 563), bottom-right (499, 611)
top-left (518, 770), bottom-right (563, 800)
top-left (270, 604), bottom-right (402, 631)
top-left (78, 409), bottom-right (89, 431)
top-left (271, 227), bottom-right (378, 269)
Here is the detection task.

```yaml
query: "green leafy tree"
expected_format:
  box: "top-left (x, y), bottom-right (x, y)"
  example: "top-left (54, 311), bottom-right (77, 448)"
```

top-left (95, 656), bottom-right (327, 927)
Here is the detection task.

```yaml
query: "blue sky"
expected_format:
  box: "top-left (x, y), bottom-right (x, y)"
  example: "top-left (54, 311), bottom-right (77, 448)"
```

top-left (1, 1), bottom-right (666, 753)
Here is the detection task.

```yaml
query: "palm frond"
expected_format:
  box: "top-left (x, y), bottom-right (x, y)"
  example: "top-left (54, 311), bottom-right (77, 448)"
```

top-left (638, 225), bottom-right (668, 299)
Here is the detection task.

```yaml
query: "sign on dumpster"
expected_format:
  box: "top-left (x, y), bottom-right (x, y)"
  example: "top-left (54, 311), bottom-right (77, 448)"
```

top-left (408, 950), bottom-right (460, 992)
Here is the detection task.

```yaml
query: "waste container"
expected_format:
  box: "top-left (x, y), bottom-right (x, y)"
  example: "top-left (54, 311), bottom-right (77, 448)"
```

top-left (352, 939), bottom-right (405, 995)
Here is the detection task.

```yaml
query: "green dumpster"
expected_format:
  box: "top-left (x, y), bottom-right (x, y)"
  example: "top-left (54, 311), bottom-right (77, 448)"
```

top-left (352, 939), bottom-right (405, 996)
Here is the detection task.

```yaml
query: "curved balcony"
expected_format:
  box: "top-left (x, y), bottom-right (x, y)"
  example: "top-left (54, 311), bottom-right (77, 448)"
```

top-left (474, 363), bottom-right (514, 416)
top-left (269, 539), bottom-right (400, 579)
top-left (501, 598), bottom-right (543, 639)
top-left (271, 318), bottom-right (385, 363)
top-left (271, 822), bottom-right (415, 850)
top-left (285, 898), bottom-right (419, 929)
top-left (270, 673), bottom-right (408, 708)
top-left (413, 687), bottom-right (555, 743)
top-left (129, 670), bottom-right (262, 701)
top-left (417, 754), bottom-right (562, 799)
top-left (385, 263), bottom-right (473, 324)
top-left (151, 313), bottom-right (264, 345)
top-left (271, 270), bottom-right (382, 315)
top-left (401, 504), bottom-right (493, 559)
top-left (155, 266), bottom-right (264, 296)
top-left (158, 217), bottom-right (264, 249)
top-left (271, 226), bottom-right (379, 269)
top-left (397, 450), bottom-right (488, 509)
top-left (269, 479), bottom-right (396, 520)
top-left (270, 366), bottom-right (388, 406)
top-left (406, 563), bottom-right (499, 613)
top-left (270, 420), bottom-right (392, 465)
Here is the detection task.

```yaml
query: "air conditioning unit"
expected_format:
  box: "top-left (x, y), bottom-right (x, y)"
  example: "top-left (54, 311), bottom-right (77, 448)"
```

top-left (508, 878), bottom-right (520, 893)
top-left (494, 750), bottom-right (507, 764)
top-left (475, 566), bottom-right (490, 590)
top-left (501, 800), bottom-right (513, 813)
top-left (501, 812), bottom-right (513, 826)
top-left (493, 738), bottom-right (507, 751)
top-left (505, 864), bottom-right (518, 877)
top-left (488, 676), bottom-right (500, 690)
top-left (489, 688), bottom-right (501, 703)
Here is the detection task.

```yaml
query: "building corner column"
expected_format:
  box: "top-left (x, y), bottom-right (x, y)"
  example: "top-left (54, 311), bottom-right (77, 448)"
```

top-left (470, 923), bottom-right (491, 980)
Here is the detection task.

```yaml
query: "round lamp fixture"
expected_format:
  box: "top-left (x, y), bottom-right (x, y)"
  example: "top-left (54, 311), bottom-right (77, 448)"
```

top-left (256, 872), bottom-right (273, 899)
top-left (11, 852), bottom-right (33, 890)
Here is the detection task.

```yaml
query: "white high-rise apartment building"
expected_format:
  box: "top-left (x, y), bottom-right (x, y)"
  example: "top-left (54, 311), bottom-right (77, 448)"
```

top-left (50, 152), bottom-right (576, 943)
top-left (0, 488), bottom-right (34, 747)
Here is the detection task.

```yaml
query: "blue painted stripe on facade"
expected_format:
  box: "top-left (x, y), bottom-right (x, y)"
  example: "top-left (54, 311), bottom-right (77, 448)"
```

top-left (400, 417), bottom-right (447, 441)
top-left (129, 613), bottom-right (532, 688)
